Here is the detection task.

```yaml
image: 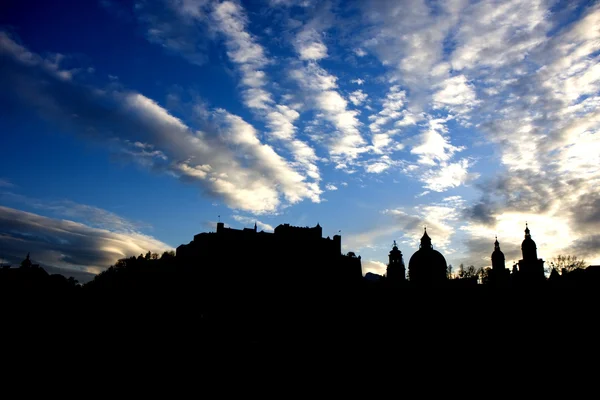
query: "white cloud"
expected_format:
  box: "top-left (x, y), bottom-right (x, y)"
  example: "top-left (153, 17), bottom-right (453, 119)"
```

top-left (410, 118), bottom-right (464, 166)
top-left (354, 48), bottom-right (367, 57)
top-left (368, 85), bottom-right (409, 144)
top-left (210, 1), bottom-right (272, 110)
top-left (212, 1), bottom-right (266, 67)
top-left (0, 33), bottom-right (322, 214)
top-left (364, 155), bottom-right (398, 174)
top-left (325, 184), bottom-right (338, 191)
top-left (432, 74), bottom-right (479, 114)
top-left (7, 1), bottom-right (600, 269)
top-left (361, 0), bottom-right (465, 106)
top-left (290, 63), bottom-right (337, 91)
top-left (349, 89), bottom-right (368, 106)
top-left (242, 87), bottom-right (273, 110)
top-left (266, 105), bottom-right (300, 140)
top-left (362, 260), bottom-right (386, 276)
top-left (295, 27), bottom-right (328, 60)
top-left (214, 110), bottom-right (321, 205)
top-left (209, 2), bottom-right (322, 184)
top-left (420, 158), bottom-right (477, 192)
top-left (231, 214), bottom-right (274, 231)
top-left (292, 64), bottom-right (367, 166)
top-left (450, 0), bottom-right (548, 71)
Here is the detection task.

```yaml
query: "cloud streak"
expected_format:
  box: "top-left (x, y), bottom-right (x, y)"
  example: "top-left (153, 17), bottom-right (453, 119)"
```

top-left (0, 205), bottom-right (172, 283)
top-left (0, 31), bottom-right (320, 214)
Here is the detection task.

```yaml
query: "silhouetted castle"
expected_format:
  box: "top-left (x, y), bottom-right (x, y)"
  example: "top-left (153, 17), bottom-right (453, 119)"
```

top-left (176, 222), bottom-right (362, 290)
top-left (408, 228), bottom-right (447, 285)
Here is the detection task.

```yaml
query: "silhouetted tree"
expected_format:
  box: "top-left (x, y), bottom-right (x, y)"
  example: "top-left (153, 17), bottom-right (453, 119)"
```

top-left (549, 255), bottom-right (587, 274)
top-left (161, 250), bottom-right (175, 259)
top-left (479, 267), bottom-right (491, 284)
top-left (458, 264), bottom-right (478, 279)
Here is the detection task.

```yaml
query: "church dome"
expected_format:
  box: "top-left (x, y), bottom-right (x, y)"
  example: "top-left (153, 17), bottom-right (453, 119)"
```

top-left (408, 228), bottom-right (447, 284)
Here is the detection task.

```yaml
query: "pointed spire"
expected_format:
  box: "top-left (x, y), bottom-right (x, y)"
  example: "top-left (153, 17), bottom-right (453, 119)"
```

top-left (254, 221), bottom-right (257, 231)
top-left (494, 236), bottom-right (500, 250)
top-left (525, 222), bottom-right (531, 237)
top-left (420, 227), bottom-right (432, 249)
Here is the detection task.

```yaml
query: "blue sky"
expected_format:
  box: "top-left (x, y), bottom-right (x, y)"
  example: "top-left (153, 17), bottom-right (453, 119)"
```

top-left (1, 0), bottom-right (599, 281)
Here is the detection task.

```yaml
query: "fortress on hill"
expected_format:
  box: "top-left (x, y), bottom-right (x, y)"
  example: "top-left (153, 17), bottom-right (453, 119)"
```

top-left (176, 222), bottom-right (363, 287)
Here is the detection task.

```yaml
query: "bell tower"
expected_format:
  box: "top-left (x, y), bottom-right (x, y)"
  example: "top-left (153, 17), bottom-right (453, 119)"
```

top-left (386, 240), bottom-right (405, 282)
top-left (491, 236), bottom-right (505, 271)
top-left (517, 223), bottom-right (545, 284)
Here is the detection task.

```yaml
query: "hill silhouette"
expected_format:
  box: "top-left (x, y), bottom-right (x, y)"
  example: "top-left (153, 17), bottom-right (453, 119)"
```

top-left (1, 221), bottom-right (599, 349)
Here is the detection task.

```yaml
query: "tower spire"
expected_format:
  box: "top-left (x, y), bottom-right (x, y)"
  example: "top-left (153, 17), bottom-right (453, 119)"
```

top-left (420, 227), bottom-right (432, 249)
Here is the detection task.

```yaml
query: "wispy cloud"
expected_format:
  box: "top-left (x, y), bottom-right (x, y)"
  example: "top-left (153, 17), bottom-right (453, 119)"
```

top-left (0, 205), bottom-right (172, 282)
top-left (0, 31), bottom-right (319, 214)
top-left (206, 1), bottom-right (322, 184)
top-left (133, 0), bottom-right (211, 66)
top-left (231, 214), bottom-right (274, 231)
top-left (290, 62), bottom-right (367, 167)
top-left (4, 0), bottom-right (600, 268)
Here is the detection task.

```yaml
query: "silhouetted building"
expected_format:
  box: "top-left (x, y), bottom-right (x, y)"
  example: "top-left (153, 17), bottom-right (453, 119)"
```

top-left (20, 253), bottom-right (40, 269)
top-left (364, 272), bottom-right (383, 283)
top-left (386, 240), bottom-right (405, 283)
top-left (408, 228), bottom-right (447, 285)
top-left (489, 237), bottom-right (510, 286)
top-left (517, 223), bottom-right (545, 284)
top-left (176, 222), bottom-right (362, 291)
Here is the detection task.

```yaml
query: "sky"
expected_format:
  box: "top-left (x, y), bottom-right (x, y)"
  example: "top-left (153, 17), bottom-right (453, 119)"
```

top-left (1, 0), bottom-right (599, 282)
